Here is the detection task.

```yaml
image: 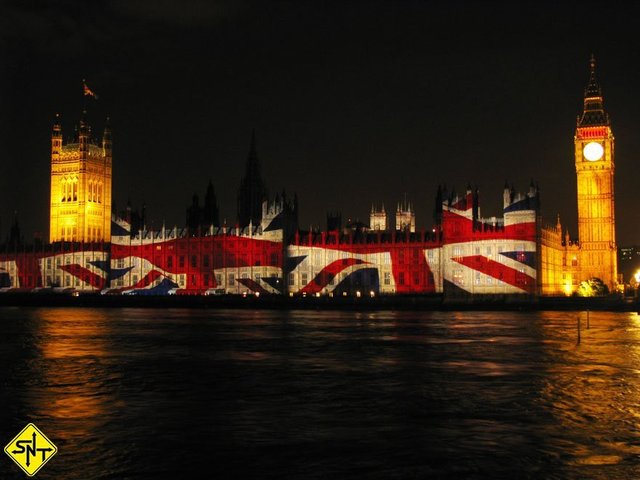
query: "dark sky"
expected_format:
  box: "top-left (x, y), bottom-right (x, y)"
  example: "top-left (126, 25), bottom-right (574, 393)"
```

top-left (2, 1), bottom-right (640, 244)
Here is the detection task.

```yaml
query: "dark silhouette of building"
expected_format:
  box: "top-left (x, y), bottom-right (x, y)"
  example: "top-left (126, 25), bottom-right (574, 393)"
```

top-left (327, 211), bottom-right (342, 231)
top-left (202, 180), bottom-right (220, 230)
top-left (186, 180), bottom-right (220, 234)
top-left (237, 130), bottom-right (267, 227)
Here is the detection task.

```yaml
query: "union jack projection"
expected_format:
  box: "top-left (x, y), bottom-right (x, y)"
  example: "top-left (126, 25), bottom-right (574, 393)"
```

top-left (287, 187), bottom-right (538, 296)
top-left (0, 188), bottom-right (538, 297)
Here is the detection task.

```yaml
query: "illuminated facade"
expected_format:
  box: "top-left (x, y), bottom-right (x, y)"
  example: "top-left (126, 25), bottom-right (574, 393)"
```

top-left (395, 200), bottom-right (415, 232)
top-left (1, 187), bottom-right (537, 297)
top-left (574, 56), bottom-right (617, 291)
top-left (2, 59), bottom-right (623, 298)
top-left (49, 113), bottom-right (112, 243)
top-left (540, 56), bottom-right (618, 295)
top-left (369, 204), bottom-right (387, 231)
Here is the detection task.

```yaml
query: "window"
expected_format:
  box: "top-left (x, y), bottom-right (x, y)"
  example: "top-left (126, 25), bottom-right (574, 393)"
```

top-left (191, 255), bottom-right (197, 268)
top-left (301, 273), bottom-right (308, 285)
top-left (398, 272), bottom-right (405, 286)
top-left (228, 274), bottom-right (235, 286)
top-left (288, 273), bottom-right (295, 285)
top-left (203, 255), bottom-right (210, 268)
top-left (384, 272), bottom-right (391, 285)
top-left (179, 256), bottom-right (185, 268)
top-left (167, 256), bottom-right (173, 268)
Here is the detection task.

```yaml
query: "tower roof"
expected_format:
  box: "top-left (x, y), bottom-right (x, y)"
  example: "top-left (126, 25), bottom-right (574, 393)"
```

top-left (578, 55), bottom-right (609, 127)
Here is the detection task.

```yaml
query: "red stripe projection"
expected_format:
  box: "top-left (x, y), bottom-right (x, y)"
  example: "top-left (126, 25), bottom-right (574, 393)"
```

top-left (59, 264), bottom-right (106, 289)
top-left (442, 213), bottom-right (536, 243)
top-left (300, 258), bottom-right (367, 294)
top-left (110, 235), bottom-right (283, 290)
top-left (453, 255), bottom-right (534, 293)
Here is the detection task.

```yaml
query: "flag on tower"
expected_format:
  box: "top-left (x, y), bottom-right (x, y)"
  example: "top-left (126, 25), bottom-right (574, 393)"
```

top-left (83, 80), bottom-right (99, 99)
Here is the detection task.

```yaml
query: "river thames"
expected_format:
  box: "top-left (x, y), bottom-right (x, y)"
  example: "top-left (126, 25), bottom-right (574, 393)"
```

top-left (1, 308), bottom-right (639, 479)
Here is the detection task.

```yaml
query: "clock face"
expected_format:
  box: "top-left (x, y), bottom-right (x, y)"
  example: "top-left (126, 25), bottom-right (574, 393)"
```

top-left (583, 142), bottom-right (604, 161)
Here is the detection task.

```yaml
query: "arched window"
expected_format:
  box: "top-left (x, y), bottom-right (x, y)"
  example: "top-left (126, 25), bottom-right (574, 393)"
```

top-left (61, 179), bottom-right (67, 202)
top-left (72, 178), bottom-right (78, 202)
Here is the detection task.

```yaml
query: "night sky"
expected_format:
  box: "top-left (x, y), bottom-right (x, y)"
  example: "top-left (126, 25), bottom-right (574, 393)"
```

top-left (2, 1), bottom-right (640, 245)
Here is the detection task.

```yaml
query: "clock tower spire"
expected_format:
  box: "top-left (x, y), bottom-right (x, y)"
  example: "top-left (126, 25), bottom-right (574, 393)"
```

top-left (574, 55), bottom-right (617, 292)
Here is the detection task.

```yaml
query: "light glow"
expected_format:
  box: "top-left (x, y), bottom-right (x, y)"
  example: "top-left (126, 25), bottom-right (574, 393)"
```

top-left (583, 142), bottom-right (604, 161)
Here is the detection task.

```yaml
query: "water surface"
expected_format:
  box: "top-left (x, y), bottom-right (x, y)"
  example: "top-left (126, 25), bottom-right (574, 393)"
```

top-left (1, 308), bottom-right (640, 479)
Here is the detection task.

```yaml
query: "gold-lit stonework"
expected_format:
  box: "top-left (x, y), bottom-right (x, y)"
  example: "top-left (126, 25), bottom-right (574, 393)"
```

top-left (49, 112), bottom-right (112, 243)
top-left (574, 57), bottom-right (617, 292)
top-left (540, 56), bottom-right (618, 295)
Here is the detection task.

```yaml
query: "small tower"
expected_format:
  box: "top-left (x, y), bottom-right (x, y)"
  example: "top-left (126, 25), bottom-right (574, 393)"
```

top-left (395, 197), bottom-right (415, 232)
top-left (369, 203), bottom-right (387, 231)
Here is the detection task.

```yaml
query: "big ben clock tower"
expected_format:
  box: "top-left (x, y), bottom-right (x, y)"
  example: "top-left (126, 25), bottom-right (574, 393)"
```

top-left (574, 55), bottom-right (617, 291)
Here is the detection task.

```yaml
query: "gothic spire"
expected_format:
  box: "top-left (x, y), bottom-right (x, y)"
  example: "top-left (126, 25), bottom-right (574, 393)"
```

top-left (237, 129), bottom-right (267, 226)
top-left (578, 54), bottom-right (609, 127)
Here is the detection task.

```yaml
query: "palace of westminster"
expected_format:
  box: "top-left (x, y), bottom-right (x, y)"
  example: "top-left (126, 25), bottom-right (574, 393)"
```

top-left (0, 57), bottom-right (633, 297)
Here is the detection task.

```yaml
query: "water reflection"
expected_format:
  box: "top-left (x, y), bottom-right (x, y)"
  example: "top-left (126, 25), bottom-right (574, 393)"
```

top-left (35, 310), bottom-right (113, 425)
top-left (1, 308), bottom-right (640, 479)
top-left (539, 311), bottom-right (640, 475)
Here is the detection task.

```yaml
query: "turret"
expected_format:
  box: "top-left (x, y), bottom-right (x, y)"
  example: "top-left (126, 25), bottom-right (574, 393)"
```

top-left (51, 114), bottom-right (62, 161)
top-left (503, 182), bottom-right (511, 209)
top-left (78, 110), bottom-right (90, 156)
top-left (102, 117), bottom-right (112, 161)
